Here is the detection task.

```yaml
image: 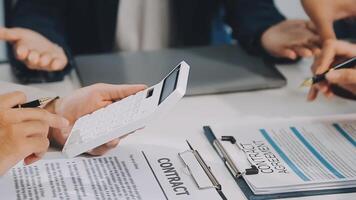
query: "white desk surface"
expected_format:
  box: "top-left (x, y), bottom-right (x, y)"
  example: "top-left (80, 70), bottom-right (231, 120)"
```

top-left (1, 59), bottom-right (355, 200)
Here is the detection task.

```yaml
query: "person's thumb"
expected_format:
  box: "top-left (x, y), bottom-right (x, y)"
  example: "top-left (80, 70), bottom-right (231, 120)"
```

top-left (99, 84), bottom-right (148, 100)
top-left (326, 69), bottom-right (356, 85)
top-left (0, 27), bottom-right (21, 42)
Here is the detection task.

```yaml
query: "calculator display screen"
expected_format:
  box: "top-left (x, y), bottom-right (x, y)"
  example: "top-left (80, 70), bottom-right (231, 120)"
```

top-left (159, 65), bottom-right (180, 105)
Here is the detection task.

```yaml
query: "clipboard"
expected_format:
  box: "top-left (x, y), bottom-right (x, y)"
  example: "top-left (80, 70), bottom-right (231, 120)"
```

top-left (178, 141), bottom-right (227, 200)
top-left (203, 126), bottom-right (356, 200)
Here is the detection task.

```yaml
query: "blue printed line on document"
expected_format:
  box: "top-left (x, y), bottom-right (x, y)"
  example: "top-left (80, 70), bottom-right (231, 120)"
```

top-left (290, 127), bottom-right (345, 179)
top-left (260, 129), bottom-right (310, 181)
top-left (333, 123), bottom-right (356, 147)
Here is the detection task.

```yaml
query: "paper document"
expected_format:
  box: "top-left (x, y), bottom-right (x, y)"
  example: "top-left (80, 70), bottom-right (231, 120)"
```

top-left (0, 145), bottom-right (222, 200)
top-left (211, 115), bottom-right (356, 195)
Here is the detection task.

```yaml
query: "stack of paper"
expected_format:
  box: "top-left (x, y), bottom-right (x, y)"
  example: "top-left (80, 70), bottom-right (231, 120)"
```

top-left (212, 115), bottom-right (356, 195)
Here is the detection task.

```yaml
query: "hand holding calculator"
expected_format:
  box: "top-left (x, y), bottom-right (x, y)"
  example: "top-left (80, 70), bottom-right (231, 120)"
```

top-left (62, 61), bottom-right (190, 157)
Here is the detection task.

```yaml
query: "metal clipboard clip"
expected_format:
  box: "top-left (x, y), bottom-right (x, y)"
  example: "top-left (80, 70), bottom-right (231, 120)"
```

top-left (178, 141), bottom-right (222, 191)
top-left (219, 135), bottom-right (259, 176)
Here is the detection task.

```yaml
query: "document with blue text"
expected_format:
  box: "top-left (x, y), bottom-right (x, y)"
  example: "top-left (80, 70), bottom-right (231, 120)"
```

top-left (211, 115), bottom-right (356, 195)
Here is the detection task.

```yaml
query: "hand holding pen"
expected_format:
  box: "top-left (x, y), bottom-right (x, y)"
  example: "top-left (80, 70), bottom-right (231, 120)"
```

top-left (301, 57), bottom-right (356, 87)
top-left (302, 40), bottom-right (356, 101)
top-left (0, 92), bottom-right (69, 175)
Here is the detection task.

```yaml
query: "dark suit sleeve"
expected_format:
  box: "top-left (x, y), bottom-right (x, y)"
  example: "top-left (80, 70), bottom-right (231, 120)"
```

top-left (334, 19), bottom-right (356, 40)
top-left (8, 0), bottom-right (74, 83)
top-left (224, 0), bottom-right (289, 60)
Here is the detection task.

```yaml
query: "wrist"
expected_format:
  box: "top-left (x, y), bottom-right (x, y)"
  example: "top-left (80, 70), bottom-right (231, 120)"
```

top-left (260, 26), bottom-right (279, 58)
top-left (260, 28), bottom-right (272, 53)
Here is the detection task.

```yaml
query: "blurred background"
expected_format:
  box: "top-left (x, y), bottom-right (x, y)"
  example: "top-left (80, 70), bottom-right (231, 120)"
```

top-left (0, 0), bottom-right (308, 63)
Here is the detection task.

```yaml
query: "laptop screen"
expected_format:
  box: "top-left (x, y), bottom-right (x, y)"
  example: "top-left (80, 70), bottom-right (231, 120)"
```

top-left (159, 65), bottom-right (180, 105)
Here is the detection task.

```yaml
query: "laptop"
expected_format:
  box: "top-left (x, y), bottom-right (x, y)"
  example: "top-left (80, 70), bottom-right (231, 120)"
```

top-left (75, 45), bottom-right (286, 96)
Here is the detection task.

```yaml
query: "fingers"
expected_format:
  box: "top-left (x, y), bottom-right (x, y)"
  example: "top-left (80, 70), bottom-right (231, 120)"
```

top-left (326, 69), bottom-right (356, 85)
top-left (306, 21), bottom-right (317, 34)
top-left (25, 50), bottom-right (47, 70)
top-left (318, 22), bottom-right (337, 41)
top-left (0, 27), bottom-right (21, 42)
top-left (292, 46), bottom-right (313, 57)
top-left (280, 49), bottom-right (298, 60)
top-left (7, 27), bottom-right (68, 71)
top-left (116, 84), bottom-right (148, 98)
top-left (289, 30), bottom-right (320, 58)
top-left (51, 46), bottom-right (68, 71)
top-left (48, 127), bottom-right (70, 146)
top-left (307, 85), bottom-right (319, 101)
top-left (314, 40), bottom-right (338, 74)
top-left (23, 51), bottom-right (67, 71)
top-left (105, 139), bottom-right (120, 148)
top-left (27, 50), bottom-right (40, 68)
top-left (310, 46), bottom-right (321, 56)
top-left (311, 40), bottom-right (336, 74)
top-left (87, 146), bottom-right (111, 156)
top-left (24, 154), bottom-right (42, 165)
top-left (312, 40), bottom-right (356, 74)
top-left (23, 136), bottom-right (49, 165)
top-left (301, 1), bottom-right (336, 40)
top-left (0, 108), bottom-right (69, 128)
top-left (50, 58), bottom-right (67, 71)
top-left (93, 83), bottom-right (147, 101)
top-left (280, 44), bottom-right (319, 60)
top-left (307, 81), bottom-right (333, 101)
top-left (324, 87), bottom-right (334, 99)
top-left (11, 121), bottom-right (49, 137)
top-left (87, 138), bottom-right (120, 156)
top-left (0, 91), bottom-right (26, 110)
top-left (39, 53), bottom-right (52, 68)
top-left (30, 109), bottom-right (69, 129)
top-left (331, 40), bottom-right (356, 58)
top-left (14, 45), bottom-right (29, 60)
top-left (306, 33), bottom-right (321, 45)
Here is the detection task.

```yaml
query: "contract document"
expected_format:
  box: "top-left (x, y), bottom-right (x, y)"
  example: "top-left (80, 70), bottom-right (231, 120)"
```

top-left (211, 115), bottom-right (356, 195)
top-left (0, 145), bottom-right (222, 200)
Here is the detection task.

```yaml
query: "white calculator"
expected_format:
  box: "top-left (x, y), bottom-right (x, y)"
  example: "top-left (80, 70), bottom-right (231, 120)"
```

top-left (62, 61), bottom-right (190, 157)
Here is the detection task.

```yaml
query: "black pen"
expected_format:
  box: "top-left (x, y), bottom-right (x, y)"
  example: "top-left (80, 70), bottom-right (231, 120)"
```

top-left (12, 97), bottom-right (59, 108)
top-left (301, 57), bottom-right (356, 87)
